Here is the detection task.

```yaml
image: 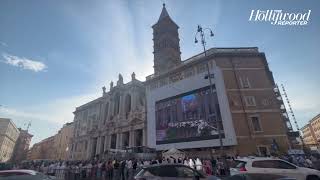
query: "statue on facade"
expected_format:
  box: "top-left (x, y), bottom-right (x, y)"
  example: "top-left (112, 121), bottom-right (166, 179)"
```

top-left (117, 73), bottom-right (123, 85)
top-left (110, 81), bottom-right (114, 90)
top-left (102, 86), bottom-right (106, 94)
top-left (131, 72), bottom-right (136, 81)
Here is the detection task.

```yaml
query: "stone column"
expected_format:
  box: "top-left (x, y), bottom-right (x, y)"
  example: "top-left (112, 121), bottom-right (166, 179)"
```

top-left (96, 137), bottom-right (101, 155)
top-left (115, 133), bottom-right (119, 149)
top-left (100, 136), bottom-right (105, 156)
top-left (116, 133), bottom-right (123, 149)
top-left (98, 103), bottom-right (103, 127)
top-left (86, 139), bottom-right (92, 160)
top-left (110, 99), bottom-right (114, 118)
top-left (120, 94), bottom-right (125, 117)
top-left (129, 130), bottom-right (135, 147)
top-left (132, 90), bottom-right (137, 111)
top-left (104, 135), bottom-right (109, 151)
top-left (107, 101), bottom-right (111, 121)
top-left (100, 103), bottom-right (105, 126)
top-left (142, 127), bottom-right (147, 146)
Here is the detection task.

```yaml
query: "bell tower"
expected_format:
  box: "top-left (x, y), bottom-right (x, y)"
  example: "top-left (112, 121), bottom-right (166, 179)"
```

top-left (152, 3), bottom-right (181, 75)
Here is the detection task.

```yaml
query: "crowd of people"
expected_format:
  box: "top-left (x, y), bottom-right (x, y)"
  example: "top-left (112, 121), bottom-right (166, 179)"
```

top-left (10, 154), bottom-right (320, 180)
top-left (14, 156), bottom-right (232, 180)
top-left (281, 154), bottom-right (320, 169)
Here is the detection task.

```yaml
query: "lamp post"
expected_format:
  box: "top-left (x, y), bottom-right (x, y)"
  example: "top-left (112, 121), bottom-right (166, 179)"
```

top-left (195, 25), bottom-right (224, 154)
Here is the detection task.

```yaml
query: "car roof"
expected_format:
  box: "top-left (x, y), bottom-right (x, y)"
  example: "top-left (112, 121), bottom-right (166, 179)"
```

top-left (0, 169), bottom-right (37, 175)
top-left (235, 157), bottom-right (281, 162)
top-left (143, 163), bottom-right (188, 168)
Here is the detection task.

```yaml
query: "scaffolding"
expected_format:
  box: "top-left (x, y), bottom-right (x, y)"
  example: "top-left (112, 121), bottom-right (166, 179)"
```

top-left (274, 84), bottom-right (293, 131)
top-left (279, 84), bottom-right (305, 148)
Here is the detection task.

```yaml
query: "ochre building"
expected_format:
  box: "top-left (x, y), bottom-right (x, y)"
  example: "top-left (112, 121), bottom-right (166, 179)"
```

top-left (145, 4), bottom-right (293, 157)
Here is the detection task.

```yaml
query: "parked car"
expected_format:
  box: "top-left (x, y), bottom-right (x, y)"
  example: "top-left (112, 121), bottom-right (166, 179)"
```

top-left (0, 169), bottom-right (55, 180)
top-left (230, 157), bottom-right (320, 180)
top-left (225, 173), bottom-right (296, 180)
top-left (134, 164), bottom-right (220, 180)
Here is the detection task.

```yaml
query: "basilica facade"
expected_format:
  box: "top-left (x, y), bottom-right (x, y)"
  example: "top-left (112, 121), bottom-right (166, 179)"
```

top-left (70, 73), bottom-right (146, 160)
top-left (70, 4), bottom-right (296, 160)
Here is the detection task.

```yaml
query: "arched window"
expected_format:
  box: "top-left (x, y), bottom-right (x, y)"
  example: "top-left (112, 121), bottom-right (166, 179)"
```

top-left (125, 94), bottom-right (131, 115)
top-left (114, 93), bottom-right (120, 115)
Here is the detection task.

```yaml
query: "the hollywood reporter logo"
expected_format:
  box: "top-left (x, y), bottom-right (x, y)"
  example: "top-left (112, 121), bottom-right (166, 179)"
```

top-left (249, 10), bottom-right (311, 25)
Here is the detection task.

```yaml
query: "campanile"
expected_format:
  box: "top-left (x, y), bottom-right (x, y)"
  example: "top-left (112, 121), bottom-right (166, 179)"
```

top-left (152, 4), bottom-right (181, 75)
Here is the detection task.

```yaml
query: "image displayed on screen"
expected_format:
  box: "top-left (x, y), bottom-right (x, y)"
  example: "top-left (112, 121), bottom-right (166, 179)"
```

top-left (155, 86), bottom-right (224, 145)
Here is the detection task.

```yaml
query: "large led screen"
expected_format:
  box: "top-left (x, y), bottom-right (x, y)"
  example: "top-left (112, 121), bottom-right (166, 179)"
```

top-left (155, 86), bottom-right (224, 144)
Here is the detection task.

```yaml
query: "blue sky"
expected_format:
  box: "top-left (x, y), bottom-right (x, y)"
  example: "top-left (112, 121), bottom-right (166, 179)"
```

top-left (0, 0), bottom-right (319, 145)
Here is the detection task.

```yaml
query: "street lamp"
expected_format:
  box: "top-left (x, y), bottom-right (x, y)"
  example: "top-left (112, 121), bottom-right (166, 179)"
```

top-left (194, 25), bottom-right (224, 155)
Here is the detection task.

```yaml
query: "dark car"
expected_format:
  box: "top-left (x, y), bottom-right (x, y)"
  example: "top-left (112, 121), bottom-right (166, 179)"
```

top-left (134, 163), bottom-right (220, 180)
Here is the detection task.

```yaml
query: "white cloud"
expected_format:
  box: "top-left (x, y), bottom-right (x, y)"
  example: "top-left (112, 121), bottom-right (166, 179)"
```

top-left (2, 53), bottom-right (47, 72)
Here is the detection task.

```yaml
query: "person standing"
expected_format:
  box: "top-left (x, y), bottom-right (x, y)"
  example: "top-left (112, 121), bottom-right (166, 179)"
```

top-left (183, 159), bottom-right (188, 166)
top-left (120, 160), bottom-right (126, 180)
top-left (132, 159), bottom-right (138, 177)
top-left (101, 161), bottom-right (106, 180)
top-left (217, 158), bottom-right (226, 176)
top-left (211, 157), bottom-right (217, 175)
top-left (127, 159), bottom-right (133, 180)
top-left (113, 160), bottom-right (120, 180)
top-left (74, 163), bottom-right (80, 180)
top-left (195, 158), bottom-right (203, 171)
top-left (106, 161), bottom-right (113, 180)
top-left (189, 159), bottom-right (195, 169)
top-left (136, 160), bottom-right (143, 175)
top-left (48, 163), bottom-right (55, 176)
